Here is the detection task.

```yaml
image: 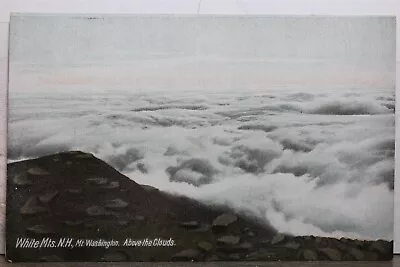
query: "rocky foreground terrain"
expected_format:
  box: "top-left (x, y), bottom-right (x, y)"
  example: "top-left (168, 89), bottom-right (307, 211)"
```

top-left (6, 151), bottom-right (393, 262)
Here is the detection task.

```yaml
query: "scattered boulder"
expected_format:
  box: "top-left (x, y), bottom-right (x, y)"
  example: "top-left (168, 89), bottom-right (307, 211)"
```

top-left (179, 221), bottom-right (199, 229)
top-left (39, 190), bottom-right (59, 204)
top-left (27, 225), bottom-right (55, 235)
top-left (101, 181), bottom-right (120, 189)
top-left (217, 235), bottom-right (240, 246)
top-left (172, 249), bottom-right (203, 261)
top-left (319, 248), bottom-right (342, 261)
top-left (86, 206), bottom-right (116, 217)
top-left (212, 213), bottom-right (237, 230)
top-left (104, 199), bottom-right (128, 209)
top-left (284, 241), bottom-right (300, 250)
top-left (270, 234), bottom-right (286, 245)
top-left (13, 173), bottom-right (32, 186)
top-left (239, 242), bottom-right (253, 251)
top-left (28, 167), bottom-right (50, 176)
top-left (64, 220), bottom-right (84, 227)
top-left (134, 215), bottom-right (145, 221)
top-left (87, 177), bottom-right (108, 185)
top-left (20, 196), bottom-right (47, 215)
top-left (66, 188), bottom-right (83, 194)
top-left (117, 220), bottom-right (129, 227)
top-left (247, 231), bottom-right (255, 237)
top-left (190, 224), bottom-right (210, 233)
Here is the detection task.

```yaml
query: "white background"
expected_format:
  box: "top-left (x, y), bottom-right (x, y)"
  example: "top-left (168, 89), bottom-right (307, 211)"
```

top-left (0, 0), bottom-right (399, 253)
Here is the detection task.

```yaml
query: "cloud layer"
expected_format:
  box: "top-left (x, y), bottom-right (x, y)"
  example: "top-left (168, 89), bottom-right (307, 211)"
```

top-left (8, 88), bottom-right (395, 241)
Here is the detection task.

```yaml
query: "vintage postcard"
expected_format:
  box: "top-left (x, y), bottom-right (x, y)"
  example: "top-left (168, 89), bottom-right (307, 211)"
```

top-left (6, 14), bottom-right (395, 262)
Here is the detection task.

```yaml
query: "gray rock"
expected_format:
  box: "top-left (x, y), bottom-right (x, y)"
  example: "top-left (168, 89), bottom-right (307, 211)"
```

top-left (270, 234), bottom-right (285, 245)
top-left (66, 188), bottom-right (83, 194)
top-left (303, 249), bottom-right (318, 261)
top-left (64, 220), bottom-right (84, 226)
top-left (86, 206), bottom-right (116, 216)
top-left (117, 220), bottom-right (129, 226)
top-left (350, 248), bottom-right (365, 261)
top-left (20, 196), bottom-right (47, 215)
top-left (190, 224), bottom-right (210, 232)
top-left (247, 231), bottom-right (255, 237)
top-left (134, 215), bottom-right (145, 221)
top-left (102, 251), bottom-right (129, 262)
top-left (13, 173), bottom-right (32, 186)
top-left (27, 225), bottom-right (55, 235)
top-left (39, 190), bottom-right (59, 204)
top-left (101, 181), bottom-right (120, 189)
top-left (28, 167), bottom-right (50, 176)
top-left (319, 248), bottom-right (342, 261)
top-left (87, 177), bottom-right (108, 185)
top-left (217, 235), bottom-right (240, 246)
top-left (104, 198), bottom-right (128, 209)
top-left (212, 213), bottom-right (237, 229)
top-left (284, 241), bottom-right (300, 250)
top-left (197, 241), bottom-right (213, 252)
top-left (179, 221), bottom-right (199, 229)
top-left (240, 242), bottom-right (253, 250)
top-left (172, 249), bottom-right (202, 261)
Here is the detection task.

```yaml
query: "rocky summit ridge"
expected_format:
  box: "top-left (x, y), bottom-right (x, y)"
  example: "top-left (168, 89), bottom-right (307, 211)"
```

top-left (6, 151), bottom-right (393, 262)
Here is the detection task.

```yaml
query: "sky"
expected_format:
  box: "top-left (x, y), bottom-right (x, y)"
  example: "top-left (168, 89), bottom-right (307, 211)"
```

top-left (8, 15), bottom-right (396, 92)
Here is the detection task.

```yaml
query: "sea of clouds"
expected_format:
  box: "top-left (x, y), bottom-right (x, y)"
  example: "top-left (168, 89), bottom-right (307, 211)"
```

top-left (8, 87), bottom-right (395, 241)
